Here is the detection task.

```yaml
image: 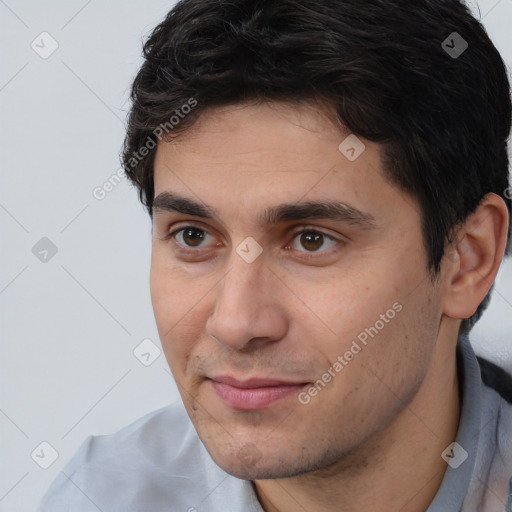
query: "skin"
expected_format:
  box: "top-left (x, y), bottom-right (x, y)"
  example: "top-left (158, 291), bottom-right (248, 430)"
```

top-left (149, 101), bottom-right (509, 511)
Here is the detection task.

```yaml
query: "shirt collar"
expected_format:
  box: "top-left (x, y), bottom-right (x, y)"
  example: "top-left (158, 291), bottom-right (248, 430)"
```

top-left (426, 330), bottom-right (482, 511)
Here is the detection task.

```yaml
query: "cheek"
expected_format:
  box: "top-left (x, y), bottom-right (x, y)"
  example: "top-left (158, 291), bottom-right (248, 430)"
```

top-left (150, 249), bottom-right (198, 326)
top-left (150, 262), bottom-right (191, 350)
top-left (352, 280), bottom-right (442, 396)
top-left (150, 266), bottom-right (178, 333)
top-left (150, 256), bottom-right (217, 371)
top-left (311, 290), bottom-right (439, 441)
top-left (309, 253), bottom-right (434, 380)
top-left (304, 269), bottom-right (406, 348)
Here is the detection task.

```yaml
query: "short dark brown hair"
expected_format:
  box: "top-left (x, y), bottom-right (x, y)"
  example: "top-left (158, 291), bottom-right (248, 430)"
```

top-left (121, 0), bottom-right (512, 332)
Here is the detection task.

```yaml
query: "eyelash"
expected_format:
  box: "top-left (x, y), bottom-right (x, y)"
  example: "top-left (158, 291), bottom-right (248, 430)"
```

top-left (162, 224), bottom-right (345, 260)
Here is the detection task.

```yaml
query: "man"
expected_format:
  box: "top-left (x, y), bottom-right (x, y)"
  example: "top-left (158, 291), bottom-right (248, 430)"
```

top-left (38, 0), bottom-right (512, 510)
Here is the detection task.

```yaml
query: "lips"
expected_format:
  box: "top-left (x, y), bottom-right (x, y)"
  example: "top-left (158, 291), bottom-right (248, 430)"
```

top-left (208, 375), bottom-right (309, 410)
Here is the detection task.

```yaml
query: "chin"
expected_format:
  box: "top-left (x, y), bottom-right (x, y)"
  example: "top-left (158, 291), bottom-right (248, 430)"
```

top-left (207, 444), bottom-right (315, 481)
top-left (216, 459), bottom-right (292, 481)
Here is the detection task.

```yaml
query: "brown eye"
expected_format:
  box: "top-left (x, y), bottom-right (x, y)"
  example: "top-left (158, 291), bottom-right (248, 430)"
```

top-left (181, 228), bottom-right (206, 247)
top-left (167, 226), bottom-right (214, 250)
top-left (299, 231), bottom-right (325, 252)
top-left (292, 230), bottom-right (338, 253)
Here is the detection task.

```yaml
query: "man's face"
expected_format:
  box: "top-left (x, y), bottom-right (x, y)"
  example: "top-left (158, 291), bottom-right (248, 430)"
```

top-left (150, 102), bottom-right (445, 479)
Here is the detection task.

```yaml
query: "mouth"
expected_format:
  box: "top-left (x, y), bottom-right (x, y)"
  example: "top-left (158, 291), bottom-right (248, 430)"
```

top-left (207, 375), bottom-right (310, 410)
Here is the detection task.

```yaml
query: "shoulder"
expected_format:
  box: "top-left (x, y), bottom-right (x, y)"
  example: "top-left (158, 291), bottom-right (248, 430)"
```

top-left (472, 357), bottom-right (512, 510)
top-left (37, 401), bottom-right (251, 512)
top-left (477, 356), bottom-right (512, 465)
top-left (67, 400), bottom-right (201, 473)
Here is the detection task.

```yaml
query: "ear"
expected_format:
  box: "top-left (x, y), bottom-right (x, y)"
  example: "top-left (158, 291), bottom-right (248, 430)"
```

top-left (442, 193), bottom-right (510, 320)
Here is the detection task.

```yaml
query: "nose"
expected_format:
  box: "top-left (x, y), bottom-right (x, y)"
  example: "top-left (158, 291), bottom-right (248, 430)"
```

top-left (205, 254), bottom-right (288, 351)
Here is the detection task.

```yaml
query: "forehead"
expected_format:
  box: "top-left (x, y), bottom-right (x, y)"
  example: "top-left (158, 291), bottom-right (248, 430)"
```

top-left (169, 102), bottom-right (347, 153)
top-left (152, 101), bottom-right (418, 228)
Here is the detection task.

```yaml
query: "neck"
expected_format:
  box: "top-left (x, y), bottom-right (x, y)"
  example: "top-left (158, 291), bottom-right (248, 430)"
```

top-left (253, 327), bottom-right (461, 512)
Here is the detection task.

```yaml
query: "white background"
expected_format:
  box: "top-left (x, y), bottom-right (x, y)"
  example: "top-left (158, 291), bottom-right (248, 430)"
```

top-left (1, 1), bottom-right (511, 511)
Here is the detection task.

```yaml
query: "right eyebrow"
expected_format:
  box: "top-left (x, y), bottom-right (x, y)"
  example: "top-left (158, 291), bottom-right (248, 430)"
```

top-left (153, 191), bottom-right (217, 219)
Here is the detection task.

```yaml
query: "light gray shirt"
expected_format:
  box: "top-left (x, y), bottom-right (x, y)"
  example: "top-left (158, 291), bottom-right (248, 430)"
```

top-left (38, 332), bottom-right (512, 511)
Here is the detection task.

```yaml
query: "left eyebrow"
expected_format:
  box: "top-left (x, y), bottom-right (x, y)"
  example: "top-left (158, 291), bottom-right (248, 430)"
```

top-left (260, 200), bottom-right (377, 229)
top-left (152, 191), bottom-right (377, 230)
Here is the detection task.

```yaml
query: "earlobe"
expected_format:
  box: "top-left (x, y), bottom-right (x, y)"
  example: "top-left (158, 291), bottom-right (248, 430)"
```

top-left (442, 193), bottom-right (509, 320)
